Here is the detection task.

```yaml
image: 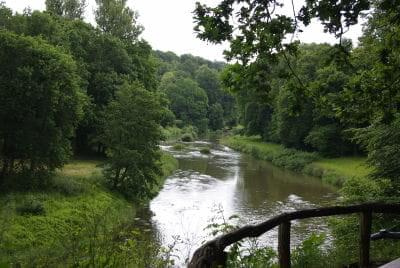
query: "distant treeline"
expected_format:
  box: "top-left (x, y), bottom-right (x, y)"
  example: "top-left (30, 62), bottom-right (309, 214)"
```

top-left (153, 50), bottom-right (236, 134)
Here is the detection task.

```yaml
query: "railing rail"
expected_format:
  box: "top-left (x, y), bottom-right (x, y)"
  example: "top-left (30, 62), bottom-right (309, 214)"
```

top-left (188, 203), bottom-right (400, 268)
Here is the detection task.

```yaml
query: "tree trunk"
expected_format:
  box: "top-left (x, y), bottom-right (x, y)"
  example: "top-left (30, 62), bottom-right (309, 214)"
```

top-left (114, 168), bottom-right (121, 189)
top-left (0, 158), bottom-right (9, 187)
top-left (0, 161), bottom-right (5, 187)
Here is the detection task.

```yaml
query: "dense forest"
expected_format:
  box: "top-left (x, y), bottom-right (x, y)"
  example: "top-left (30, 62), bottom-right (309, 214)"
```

top-left (0, 0), bottom-right (400, 266)
top-left (154, 50), bottom-right (236, 135)
top-left (0, 0), bottom-right (234, 196)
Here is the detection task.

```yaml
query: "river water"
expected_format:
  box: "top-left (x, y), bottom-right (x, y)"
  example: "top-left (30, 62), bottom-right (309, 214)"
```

top-left (147, 141), bottom-right (337, 265)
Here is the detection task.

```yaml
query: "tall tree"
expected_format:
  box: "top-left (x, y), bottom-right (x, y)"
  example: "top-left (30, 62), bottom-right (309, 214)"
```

top-left (159, 71), bottom-right (209, 134)
top-left (101, 82), bottom-right (164, 200)
top-left (95, 0), bottom-right (143, 42)
top-left (0, 30), bottom-right (83, 186)
top-left (45, 0), bottom-right (87, 19)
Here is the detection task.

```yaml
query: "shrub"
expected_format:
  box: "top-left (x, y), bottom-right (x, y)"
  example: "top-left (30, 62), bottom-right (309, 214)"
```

top-left (232, 125), bottom-right (245, 135)
top-left (271, 149), bottom-right (318, 172)
top-left (172, 143), bottom-right (186, 150)
top-left (292, 234), bottom-right (329, 268)
top-left (321, 172), bottom-right (346, 187)
top-left (162, 126), bottom-right (183, 141)
top-left (181, 133), bottom-right (194, 142)
top-left (16, 198), bottom-right (45, 216)
top-left (200, 147), bottom-right (211, 154)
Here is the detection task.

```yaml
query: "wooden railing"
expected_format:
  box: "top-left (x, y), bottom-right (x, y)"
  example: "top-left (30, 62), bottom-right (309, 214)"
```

top-left (188, 203), bottom-right (400, 268)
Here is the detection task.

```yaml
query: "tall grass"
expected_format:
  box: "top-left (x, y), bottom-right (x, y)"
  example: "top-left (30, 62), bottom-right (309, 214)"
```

top-left (0, 152), bottom-right (178, 267)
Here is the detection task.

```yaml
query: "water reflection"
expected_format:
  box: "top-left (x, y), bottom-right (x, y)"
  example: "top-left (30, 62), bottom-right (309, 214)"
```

top-left (151, 142), bottom-right (337, 265)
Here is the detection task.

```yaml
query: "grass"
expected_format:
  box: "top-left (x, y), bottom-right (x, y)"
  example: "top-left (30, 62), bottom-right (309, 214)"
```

top-left (223, 135), bottom-right (283, 155)
top-left (311, 157), bottom-right (371, 178)
top-left (153, 152), bottom-right (179, 193)
top-left (221, 135), bottom-right (370, 187)
top-left (221, 135), bottom-right (318, 172)
top-left (0, 152), bottom-right (178, 266)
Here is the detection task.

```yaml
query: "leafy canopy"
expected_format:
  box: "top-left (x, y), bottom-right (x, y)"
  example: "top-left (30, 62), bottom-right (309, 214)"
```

top-left (101, 83), bottom-right (164, 200)
top-left (0, 30), bottom-right (83, 185)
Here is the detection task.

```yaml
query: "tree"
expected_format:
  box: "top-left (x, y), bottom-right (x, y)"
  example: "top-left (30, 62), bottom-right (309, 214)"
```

top-left (194, 0), bottom-right (370, 63)
top-left (0, 6), bottom-right (157, 155)
top-left (0, 30), bottom-right (83, 186)
top-left (95, 0), bottom-right (143, 42)
top-left (208, 103), bottom-right (224, 131)
top-left (101, 82), bottom-right (164, 200)
top-left (195, 65), bottom-right (221, 105)
top-left (45, 0), bottom-right (87, 19)
top-left (159, 72), bottom-right (209, 134)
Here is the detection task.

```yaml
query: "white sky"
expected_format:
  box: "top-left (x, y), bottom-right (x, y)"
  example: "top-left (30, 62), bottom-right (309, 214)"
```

top-left (4, 0), bottom-right (364, 62)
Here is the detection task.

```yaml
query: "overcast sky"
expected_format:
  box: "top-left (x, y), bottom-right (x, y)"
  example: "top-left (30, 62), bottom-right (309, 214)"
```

top-left (4, 0), bottom-right (364, 62)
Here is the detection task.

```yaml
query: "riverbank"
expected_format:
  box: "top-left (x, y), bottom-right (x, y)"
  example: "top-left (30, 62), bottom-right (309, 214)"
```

top-left (221, 135), bottom-right (370, 187)
top-left (0, 152), bottom-right (178, 266)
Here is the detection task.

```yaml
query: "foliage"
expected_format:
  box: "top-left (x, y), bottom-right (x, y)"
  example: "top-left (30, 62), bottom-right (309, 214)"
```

top-left (0, 30), bottom-right (83, 187)
top-left (172, 143), bottom-right (186, 151)
top-left (154, 51), bottom-right (236, 132)
top-left (50, 174), bottom-right (88, 196)
top-left (330, 175), bottom-right (400, 265)
top-left (304, 124), bottom-right (344, 156)
top-left (95, 0), bottom-right (143, 42)
top-left (194, 0), bottom-right (370, 64)
top-left (16, 198), bottom-right (46, 216)
top-left (0, 156), bottom-right (177, 266)
top-left (159, 152), bottom-right (179, 179)
top-left (162, 125), bottom-right (198, 142)
top-left (204, 208), bottom-right (336, 268)
top-left (208, 103), bottom-right (225, 131)
top-left (45, 0), bottom-right (87, 19)
top-left (181, 133), bottom-right (194, 142)
top-left (353, 115), bottom-right (400, 192)
top-left (200, 147), bottom-right (211, 155)
top-left (101, 83), bottom-right (164, 200)
top-left (222, 136), bottom-right (318, 173)
top-left (292, 234), bottom-right (329, 268)
top-left (159, 71), bottom-right (209, 134)
top-left (195, 64), bottom-right (222, 105)
top-left (308, 157), bottom-right (370, 180)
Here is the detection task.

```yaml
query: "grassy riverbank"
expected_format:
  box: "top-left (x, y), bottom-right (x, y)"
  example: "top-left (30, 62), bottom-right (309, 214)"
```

top-left (221, 135), bottom-right (370, 187)
top-left (0, 152), bottom-right (178, 266)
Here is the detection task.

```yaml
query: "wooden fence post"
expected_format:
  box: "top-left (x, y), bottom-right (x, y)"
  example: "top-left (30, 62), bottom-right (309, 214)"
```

top-left (360, 211), bottom-right (372, 268)
top-left (279, 221), bottom-right (291, 268)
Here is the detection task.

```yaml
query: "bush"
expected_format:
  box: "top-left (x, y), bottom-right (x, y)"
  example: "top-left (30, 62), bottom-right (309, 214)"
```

top-left (181, 133), bottom-right (194, 142)
top-left (292, 234), bottom-right (329, 268)
top-left (162, 126), bottom-right (180, 141)
top-left (232, 125), bottom-right (245, 135)
top-left (321, 172), bottom-right (346, 187)
top-left (3, 169), bottom-right (53, 191)
top-left (271, 149), bottom-right (318, 172)
top-left (304, 124), bottom-right (344, 156)
top-left (16, 198), bottom-right (45, 216)
top-left (200, 147), bottom-right (211, 154)
top-left (172, 143), bottom-right (186, 150)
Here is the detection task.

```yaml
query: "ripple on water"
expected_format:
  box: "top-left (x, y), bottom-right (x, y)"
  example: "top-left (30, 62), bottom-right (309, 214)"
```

top-left (153, 141), bottom-right (337, 266)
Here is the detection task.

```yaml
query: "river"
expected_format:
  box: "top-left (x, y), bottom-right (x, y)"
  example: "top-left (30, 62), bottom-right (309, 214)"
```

top-left (145, 141), bottom-right (337, 265)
